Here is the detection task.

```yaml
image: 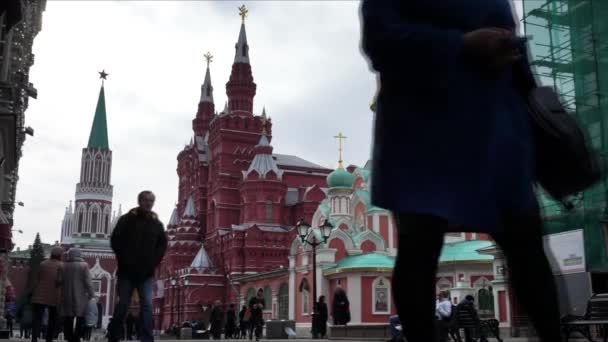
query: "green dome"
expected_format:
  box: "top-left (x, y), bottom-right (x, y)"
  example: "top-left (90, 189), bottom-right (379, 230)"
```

top-left (327, 167), bottom-right (354, 188)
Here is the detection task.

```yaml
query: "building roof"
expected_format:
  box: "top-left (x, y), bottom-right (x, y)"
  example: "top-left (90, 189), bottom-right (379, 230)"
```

top-left (272, 153), bottom-right (329, 170)
top-left (183, 196), bottom-right (196, 217)
top-left (87, 84), bottom-right (109, 149)
top-left (200, 65), bottom-right (213, 104)
top-left (191, 244), bottom-right (214, 270)
top-left (168, 207), bottom-right (179, 226)
top-left (323, 253), bottom-right (394, 274)
top-left (243, 135), bottom-right (283, 180)
top-left (438, 240), bottom-right (494, 263)
top-left (327, 167), bottom-right (354, 189)
top-left (234, 22), bottom-right (249, 64)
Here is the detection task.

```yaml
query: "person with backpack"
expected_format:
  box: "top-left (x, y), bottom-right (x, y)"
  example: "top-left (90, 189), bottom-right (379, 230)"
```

top-left (248, 290), bottom-right (265, 342)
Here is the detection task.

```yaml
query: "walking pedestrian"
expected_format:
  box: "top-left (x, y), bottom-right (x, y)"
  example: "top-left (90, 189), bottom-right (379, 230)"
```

top-left (360, 1), bottom-right (563, 342)
top-left (125, 312), bottom-right (135, 340)
top-left (238, 305), bottom-right (249, 339)
top-left (61, 248), bottom-right (94, 342)
top-left (457, 295), bottom-right (480, 342)
top-left (225, 304), bottom-right (236, 339)
top-left (84, 297), bottom-right (98, 341)
top-left (6, 306), bottom-right (14, 338)
top-left (331, 288), bottom-right (350, 326)
top-left (107, 191), bottom-right (168, 342)
top-left (248, 289), bottom-right (265, 342)
top-left (30, 246), bottom-right (63, 342)
top-left (210, 300), bottom-right (224, 340)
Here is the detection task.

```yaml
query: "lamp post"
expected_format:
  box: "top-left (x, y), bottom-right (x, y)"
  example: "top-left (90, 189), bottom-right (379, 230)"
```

top-left (179, 278), bottom-right (189, 323)
top-left (170, 277), bottom-right (177, 330)
top-left (296, 218), bottom-right (333, 339)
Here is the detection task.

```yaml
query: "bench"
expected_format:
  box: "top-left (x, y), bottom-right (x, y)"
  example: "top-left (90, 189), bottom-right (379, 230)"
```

top-left (563, 294), bottom-right (608, 342)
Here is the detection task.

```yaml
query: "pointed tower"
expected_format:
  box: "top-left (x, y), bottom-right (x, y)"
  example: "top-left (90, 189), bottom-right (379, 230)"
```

top-left (326, 133), bottom-right (354, 217)
top-left (193, 52), bottom-right (215, 136)
top-left (226, 5), bottom-right (257, 115)
top-left (62, 71), bottom-right (114, 243)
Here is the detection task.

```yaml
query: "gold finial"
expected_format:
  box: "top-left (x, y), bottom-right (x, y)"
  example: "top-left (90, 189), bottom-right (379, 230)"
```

top-left (334, 132), bottom-right (347, 168)
top-left (260, 109), bottom-right (268, 134)
top-left (204, 52), bottom-right (213, 67)
top-left (238, 4), bottom-right (248, 23)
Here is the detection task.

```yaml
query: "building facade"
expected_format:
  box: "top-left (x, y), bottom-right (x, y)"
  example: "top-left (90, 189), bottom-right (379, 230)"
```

top-left (0, 0), bottom-right (46, 328)
top-left (521, 0), bottom-right (608, 319)
top-left (154, 10), bottom-right (334, 330)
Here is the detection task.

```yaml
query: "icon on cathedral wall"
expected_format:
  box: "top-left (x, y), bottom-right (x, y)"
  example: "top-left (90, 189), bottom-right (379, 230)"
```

top-left (374, 278), bottom-right (389, 313)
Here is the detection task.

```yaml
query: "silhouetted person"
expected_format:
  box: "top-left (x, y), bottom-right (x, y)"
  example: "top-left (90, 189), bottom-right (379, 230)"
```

top-left (210, 300), bottom-right (224, 340)
top-left (239, 305), bottom-right (249, 339)
top-left (61, 248), bottom-right (94, 342)
top-left (107, 191), bottom-right (168, 342)
top-left (30, 247), bottom-right (63, 342)
top-left (361, 1), bottom-right (562, 342)
top-left (126, 313), bottom-right (136, 340)
top-left (248, 289), bottom-right (265, 341)
top-left (225, 304), bottom-right (237, 339)
top-left (313, 296), bottom-right (328, 339)
top-left (457, 295), bottom-right (480, 342)
top-left (332, 288), bottom-right (350, 325)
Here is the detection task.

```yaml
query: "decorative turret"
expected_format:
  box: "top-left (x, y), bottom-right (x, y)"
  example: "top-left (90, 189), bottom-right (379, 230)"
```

top-left (327, 132), bottom-right (354, 216)
top-left (226, 5), bottom-right (257, 115)
top-left (242, 133), bottom-right (283, 180)
top-left (194, 52), bottom-right (215, 136)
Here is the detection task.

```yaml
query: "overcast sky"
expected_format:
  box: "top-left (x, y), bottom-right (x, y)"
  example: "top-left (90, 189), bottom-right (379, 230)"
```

top-left (12, 1), bottom-right (525, 249)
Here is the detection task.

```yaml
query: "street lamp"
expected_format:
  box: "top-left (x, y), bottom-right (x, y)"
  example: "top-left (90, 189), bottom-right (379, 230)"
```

top-left (170, 277), bottom-right (177, 330)
top-left (296, 218), bottom-right (333, 339)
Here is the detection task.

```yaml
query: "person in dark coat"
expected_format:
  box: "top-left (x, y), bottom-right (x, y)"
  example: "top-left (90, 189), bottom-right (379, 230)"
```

top-left (238, 305), bottom-right (249, 339)
top-left (313, 296), bottom-right (328, 339)
top-left (248, 290), bottom-right (265, 342)
top-left (224, 304), bottom-right (237, 339)
top-left (209, 300), bottom-right (224, 340)
top-left (30, 247), bottom-right (63, 342)
top-left (332, 288), bottom-right (350, 326)
top-left (107, 191), bottom-right (168, 342)
top-left (126, 312), bottom-right (136, 340)
top-left (360, 1), bottom-right (561, 342)
top-left (456, 295), bottom-right (480, 342)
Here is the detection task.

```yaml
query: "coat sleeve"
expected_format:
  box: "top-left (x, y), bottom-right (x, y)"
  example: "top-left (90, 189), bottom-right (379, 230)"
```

top-left (361, 0), bottom-right (464, 72)
top-left (110, 215), bottom-right (127, 256)
top-left (82, 265), bottom-right (95, 299)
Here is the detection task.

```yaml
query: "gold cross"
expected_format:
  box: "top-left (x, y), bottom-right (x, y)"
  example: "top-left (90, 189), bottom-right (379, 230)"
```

top-left (334, 132), bottom-right (347, 168)
top-left (238, 4), bottom-right (248, 23)
top-left (204, 52), bottom-right (213, 67)
top-left (260, 113), bottom-right (268, 134)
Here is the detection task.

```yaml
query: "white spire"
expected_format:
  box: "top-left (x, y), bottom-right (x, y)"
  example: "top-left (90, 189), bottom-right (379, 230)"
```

top-left (183, 196), bottom-right (196, 217)
top-left (234, 23), bottom-right (250, 64)
top-left (117, 204), bottom-right (122, 217)
top-left (200, 65), bottom-right (214, 104)
top-left (191, 244), bottom-right (214, 270)
top-left (68, 200), bottom-right (73, 213)
top-left (243, 134), bottom-right (283, 180)
top-left (168, 207), bottom-right (180, 226)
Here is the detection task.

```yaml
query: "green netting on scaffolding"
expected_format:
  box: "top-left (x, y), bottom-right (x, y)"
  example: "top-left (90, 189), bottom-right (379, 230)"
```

top-left (523, 0), bottom-right (608, 270)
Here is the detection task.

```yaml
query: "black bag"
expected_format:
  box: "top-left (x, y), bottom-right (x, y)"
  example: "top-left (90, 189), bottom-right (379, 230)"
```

top-left (527, 86), bottom-right (602, 203)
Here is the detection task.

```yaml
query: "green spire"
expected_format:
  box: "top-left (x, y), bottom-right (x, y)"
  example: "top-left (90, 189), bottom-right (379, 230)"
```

top-left (87, 83), bottom-right (109, 149)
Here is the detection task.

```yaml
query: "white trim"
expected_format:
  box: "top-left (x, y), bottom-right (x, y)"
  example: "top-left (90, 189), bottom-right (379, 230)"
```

top-left (347, 274), bottom-right (362, 324)
top-left (388, 214), bottom-right (395, 251)
top-left (373, 214), bottom-right (380, 233)
top-left (75, 192), bottom-right (113, 202)
top-left (371, 276), bottom-right (391, 315)
top-left (288, 263), bottom-right (295, 320)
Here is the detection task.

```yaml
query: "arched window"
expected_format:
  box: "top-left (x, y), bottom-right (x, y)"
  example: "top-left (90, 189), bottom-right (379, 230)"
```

top-left (90, 205), bottom-right (100, 234)
top-left (478, 287), bottom-right (494, 315)
top-left (246, 288), bottom-right (256, 304)
top-left (300, 278), bottom-right (310, 315)
top-left (265, 200), bottom-right (272, 223)
top-left (263, 286), bottom-right (272, 311)
top-left (278, 283), bottom-right (289, 320)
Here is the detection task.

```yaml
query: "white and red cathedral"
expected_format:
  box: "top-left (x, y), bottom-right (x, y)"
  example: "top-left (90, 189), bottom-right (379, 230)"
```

top-left (9, 7), bottom-right (522, 337)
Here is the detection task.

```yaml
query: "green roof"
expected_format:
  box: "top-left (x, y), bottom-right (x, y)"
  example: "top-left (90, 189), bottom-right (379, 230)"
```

top-left (354, 168), bottom-right (370, 181)
top-left (324, 253), bottom-right (394, 273)
top-left (438, 240), bottom-right (494, 263)
top-left (327, 167), bottom-right (354, 188)
top-left (87, 85), bottom-right (109, 149)
top-left (354, 189), bottom-right (383, 212)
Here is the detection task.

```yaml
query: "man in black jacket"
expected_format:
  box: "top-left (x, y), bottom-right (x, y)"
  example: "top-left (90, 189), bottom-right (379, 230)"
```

top-left (107, 191), bottom-right (167, 342)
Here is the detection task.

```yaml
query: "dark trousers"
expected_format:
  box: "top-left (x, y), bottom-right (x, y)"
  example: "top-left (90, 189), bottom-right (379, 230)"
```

top-left (63, 316), bottom-right (85, 342)
top-left (7, 320), bottom-right (13, 337)
top-left (248, 318), bottom-right (262, 340)
top-left (107, 277), bottom-right (154, 342)
top-left (393, 212), bottom-right (561, 342)
top-left (31, 304), bottom-right (57, 342)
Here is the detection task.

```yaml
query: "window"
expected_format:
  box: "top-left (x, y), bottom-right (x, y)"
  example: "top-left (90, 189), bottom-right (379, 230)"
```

top-left (372, 277), bottom-right (391, 314)
top-left (265, 200), bottom-right (272, 223)
top-left (263, 286), bottom-right (272, 311)
top-left (300, 278), bottom-right (310, 315)
top-left (91, 210), bottom-right (98, 233)
top-left (278, 283), bottom-right (289, 320)
top-left (78, 211), bottom-right (84, 233)
top-left (478, 287), bottom-right (494, 315)
top-left (245, 288), bottom-right (256, 303)
top-left (92, 280), bottom-right (101, 294)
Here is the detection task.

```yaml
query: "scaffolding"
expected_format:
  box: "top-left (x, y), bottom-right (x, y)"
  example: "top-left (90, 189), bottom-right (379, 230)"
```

top-left (523, 0), bottom-right (608, 271)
